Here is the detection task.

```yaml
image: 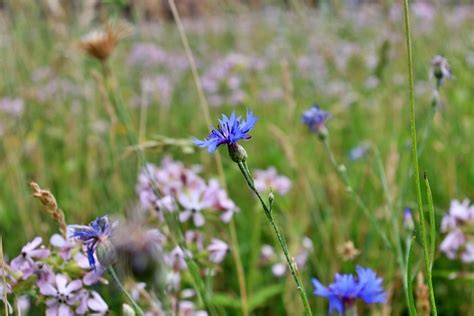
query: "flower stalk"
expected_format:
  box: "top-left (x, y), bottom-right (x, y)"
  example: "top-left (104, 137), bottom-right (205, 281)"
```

top-left (235, 159), bottom-right (313, 316)
top-left (108, 267), bottom-right (145, 316)
top-left (402, 0), bottom-right (437, 314)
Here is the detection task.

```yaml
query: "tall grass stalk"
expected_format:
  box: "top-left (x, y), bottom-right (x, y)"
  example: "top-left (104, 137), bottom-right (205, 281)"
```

top-left (167, 1), bottom-right (249, 314)
top-left (373, 147), bottom-right (416, 316)
top-left (236, 160), bottom-right (313, 316)
top-left (321, 138), bottom-right (391, 247)
top-left (402, 1), bottom-right (437, 314)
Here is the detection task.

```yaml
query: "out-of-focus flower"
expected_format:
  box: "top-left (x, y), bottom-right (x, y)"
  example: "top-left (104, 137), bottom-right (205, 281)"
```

top-left (254, 167), bottom-right (292, 195)
top-left (11, 237), bottom-right (51, 279)
top-left (166, 246), bottom-right (190, 272)
top-left (193, 110), bottom-right (257, 153)
top-left (68, 216), bottom-right (116, 270)
top-left (0, 97), bottom-right (24, 117)
top-left (35, 262), bottom-right (55, 288)
top-left (207, 239), bottom-right (229, 264)
top-left (312, 266), bottom-right (387, 315)
top-left (203, 179), bottom-right (239, 223)
top-left (76, 289), bottom-right (109, 315)
top-left (177, 187), bottom-right (213, 227)
top-left (348, 142), bottom-right (370, 161)
top-left (431, 55), bottom-right (452, 86)
top-left (337, 240), bottom-right (360, 261)
top-left (439, 199), bottom-right (474, 263)
top-left (185, 231), bottom-right (205, 251)
top-left (39, 274), bottom-right (83, 316)
top-left (260, 244), bottom-right (275, 264)
top-left (79, 22), bottom-right (129, 61)
top-left (301, 105), bottom-right (330, 137)
top-left (403, 207), bottom-right (415, 231)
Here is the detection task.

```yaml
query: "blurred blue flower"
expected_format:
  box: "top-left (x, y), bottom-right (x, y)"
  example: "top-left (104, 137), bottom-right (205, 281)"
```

top-left (348, 143), bottom-right (370, 161)
top-left (68, 216), bottom-right (115, 270)
top-left (193, 110), bottom-right (257, 152)
top-left (301, 105), bottom-right (330, 133)
top-left (311, 266), bottom-right (386, 315)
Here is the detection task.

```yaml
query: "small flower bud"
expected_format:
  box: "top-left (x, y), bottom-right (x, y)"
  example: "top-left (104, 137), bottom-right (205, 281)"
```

top-left (337, 164), bottom-right (347, 173)
top-left (122, 304), bottom-right (136, 316)
top-left (317, 126), bottom-right (329, 140)
top-left (228, 143), bottom-right (248, 163)
top-left (403, 207), bottom-right (415, 231)
top-left (268, 191), bottom-right (275, 208)
top-left (96, 238), bottom-right (117, 268)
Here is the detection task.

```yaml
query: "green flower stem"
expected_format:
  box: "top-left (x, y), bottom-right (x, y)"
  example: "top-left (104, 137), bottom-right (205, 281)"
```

top-left (321, 138), bottom-right (391, 248)
top-left (236, 160), bottom-right (313, 316)
top-left (402, 0), bottom-right (437, 314)
top-left (108, 267), bottom-right (145, 316)
top-left (343, 305), bottom-right (358, 316)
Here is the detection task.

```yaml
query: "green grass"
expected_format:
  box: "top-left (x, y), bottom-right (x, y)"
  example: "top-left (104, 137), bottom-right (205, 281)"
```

top-left (1, 2), bottom-right (473, 315)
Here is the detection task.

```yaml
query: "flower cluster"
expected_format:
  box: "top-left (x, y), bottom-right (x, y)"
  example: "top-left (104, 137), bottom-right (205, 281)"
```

top-left (136, 156), bottom-right (239, 224)
top-left (440, 199), bottom-right (474, 263)
top-left (260, 237), bottom-right (313, 278)
top-left (253, 167), bottom-right (292, 196)
top-left (201, 53), bottom-right (265, 107)
top-left (4, 236), bottom-right (108, 315)
top-left (431, 55), bottom-right (452, 87)
top-left (312, 266), bottom-right (387, 315)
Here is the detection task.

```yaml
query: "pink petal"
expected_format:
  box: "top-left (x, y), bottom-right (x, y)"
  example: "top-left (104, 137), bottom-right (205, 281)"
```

top-left (40, 283), bottom-right (58, 296)
top-left (55, 274), bottom-right (68, 293)
top-left (64, 279), bottom-right (82, 294)
top-left (46, 306), bottom-right (59, 316)
top-left (58, 303), bottom-right (73, 316)
top-left (88, 291), bottom-right (108, 312)
top-left (23, 237), bottom-right (42, 252)
top-left (29, 248), bottom-right (51, 259)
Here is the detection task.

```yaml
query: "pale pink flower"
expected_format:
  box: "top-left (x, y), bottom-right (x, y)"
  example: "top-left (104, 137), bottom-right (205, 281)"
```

top-left (461, 243), bottom-right (474, 263)
top-left (207, 239), bottom-right (229, 264)
top-left (204, 179), bottom-right (239, 223)
top-left (185, 230), bottom-right (205, 251)
top-left (440, 230), bottom-right (465, 259)
top-left (11, 237), bottom-right (51, 279)
top-left (50, 234), bottom-right (76, 261)
top-left (254, 167), bottom-right (292, 195)
top-left (166, 246), bottom-right (190, 271)
top-left (76, 289), bottom-right (108, 315)
top-left (39, 274), bottom-right (82, 316)
top-left (177, 187), bottom-right (212, 227)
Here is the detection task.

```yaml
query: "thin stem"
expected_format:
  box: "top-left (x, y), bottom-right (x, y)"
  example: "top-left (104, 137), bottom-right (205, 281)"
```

top-left (236, 161), bottom-right (313, 316)
top-left (108, 267), bottom-right (145, 316)
top-left (1, 237), bottom-right (10, 316)
top-left (167, 1), bottom-right (249, 314)
top-left (321, 138), bottom-right (391, 248)
top-left (424, 173), bottom-right (436, 269)
top-left (402, 1), bottom-right (437, 314)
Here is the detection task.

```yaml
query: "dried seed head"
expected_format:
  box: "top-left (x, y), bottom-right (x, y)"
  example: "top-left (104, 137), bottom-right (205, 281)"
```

top-left (337, 240), bottom-right (360, 261)
top-left (79, 21), bottom-right (130, 62)
top-left (30, 182), bottom-right (67, 238)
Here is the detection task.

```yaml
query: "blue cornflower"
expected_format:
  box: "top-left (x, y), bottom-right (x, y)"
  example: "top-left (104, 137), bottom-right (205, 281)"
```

top-left (68, 216), bottom-right (115, 270)
top-left (193, 110), bottom-right (257, 153)
top-left (312, 266), bottom-right (386, 315)
top-left (301, 104), bottom-right (330, 134)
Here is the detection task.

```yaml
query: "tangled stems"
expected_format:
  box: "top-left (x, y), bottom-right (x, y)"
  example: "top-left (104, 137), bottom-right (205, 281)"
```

top-left (108, 267), bottom-right (145, 316)
top-left (402, 0), bottom-right (437, 314)
top-left (235, 160), bottom-right (313, 316)
top-left (321, 137), bottom-right (391, 248)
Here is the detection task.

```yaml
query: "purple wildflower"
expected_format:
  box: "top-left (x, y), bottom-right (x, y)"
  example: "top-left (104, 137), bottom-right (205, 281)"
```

top-left (207, 239), bottom-right (229, 264)
top-left (301, 105), bottom-right (331, 134)
top-left (68, 216), bottom-right (115, 270)
top-left (39, 274), bottom-right (83, 316)
top-left (193, 110), bottom-right (257, 153)
top-left (10, 237), bottom-right (51, 279)
top-left (311, 266), bottom-right (386, 315)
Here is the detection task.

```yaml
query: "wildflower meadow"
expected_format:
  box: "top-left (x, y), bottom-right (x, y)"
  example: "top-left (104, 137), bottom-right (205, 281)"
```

top-left (1, 1), bottom-right (473, 315)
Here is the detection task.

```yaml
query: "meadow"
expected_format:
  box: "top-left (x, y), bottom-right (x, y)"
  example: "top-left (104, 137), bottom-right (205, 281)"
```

top-left (0, 1), bottom-right (473, 315)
